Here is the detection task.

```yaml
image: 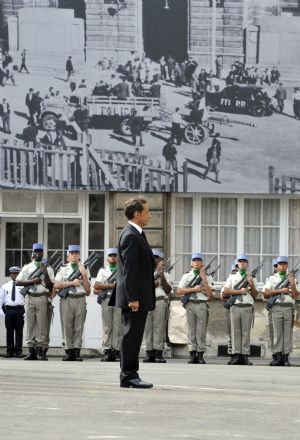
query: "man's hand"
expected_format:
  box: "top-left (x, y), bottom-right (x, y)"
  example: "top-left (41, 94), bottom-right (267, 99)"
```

top-left (79, 265), bottom-right (87, 277)
top-left (33, 278), bottom-right (42, 285)
top-left (128, 300), bottom-right (139, 312)
top-left (240, 288), bottom-right (248, 295)
top-left (157, 261), bottom-right (164, 276)
top-left (73, 279), bottom-right (81, 287)
top-left (0, 309), bottom-right (5, 318)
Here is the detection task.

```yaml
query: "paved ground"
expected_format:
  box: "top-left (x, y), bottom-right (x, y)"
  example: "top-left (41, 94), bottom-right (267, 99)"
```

top-left (1, 357), bottom-right (300, 440)
top-left (1, 66), bottom-right (299, 193)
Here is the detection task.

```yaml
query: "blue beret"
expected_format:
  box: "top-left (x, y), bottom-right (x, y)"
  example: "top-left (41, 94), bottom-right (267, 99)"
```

top-left (192, 252), bottom-right (203, 260)
top-left (272, 258), bottom-right (278, 266)
top-left (9, 266), bottom-right (21, 273)
top-left (33, 243), bottom-right (43, 251)
top-left (68, 245), bottom-right (80, 252)
top-left (237, 254), bottom-right (249, 262)
top-left (152, 249), bottom-right (165, 259)
top-left (107, 247), bottom-right (118, 255)
top-left (277, 256), bottom-right (288, 264)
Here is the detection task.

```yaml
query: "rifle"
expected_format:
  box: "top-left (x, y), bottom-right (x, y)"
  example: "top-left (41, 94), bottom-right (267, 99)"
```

top-left (20, 251), bottom-right (59, 297)
top-left (52, 258), bottom-right (63, 275)
top-left (96, 270), bottom-right (117, 305)
top-left (207, 264), bottom-right (220, 278)
top-left (266, 262), bottom-right (300, 311)
top-left (181, 256), bottom-right (217, 307)
top-left (153, 255), bottom-right (181, 281)
top-left (57, 251), bottom-right (97, 299)
top-left (223, 260), bottom-right (264, 309)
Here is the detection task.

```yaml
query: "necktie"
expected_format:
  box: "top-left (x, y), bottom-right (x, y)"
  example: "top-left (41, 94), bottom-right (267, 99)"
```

top-left (11, 282), bottom-right (16, 302)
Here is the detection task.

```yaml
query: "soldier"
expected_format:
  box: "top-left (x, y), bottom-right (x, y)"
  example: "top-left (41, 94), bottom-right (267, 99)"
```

top-left (16, 243), bottom-right (54, 360)
top-left (262, 258), bottom-right (278, 366)
top-left (54, 245), bottom-right (90, 361)
top-left (0, 266), bottom-right (24, 358)
top-left (223, 254), bottom-right (258, 366)
top-left (143, 249), bottom-right (172, 363)
top-left (177, 253), bottom-right (214, 364)
top-left (263, 256), bottom-right (299, 367)
top-left (220, 260), bottom-right (238, 365)
top-left (94, 248), bottom-right (121, 362)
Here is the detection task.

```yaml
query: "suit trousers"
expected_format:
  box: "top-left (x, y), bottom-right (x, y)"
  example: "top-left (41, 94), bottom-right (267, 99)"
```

top-left (144, 299), bottom-right (168, 351)
top-left (60, 297), bottom-right (87, 349)
top-left (25, 295), bottom-right (48, 348)
top-left (101, 297), bottom-right (122, 351)
top-left (230, 305), bottom-right (253, 355)
top-left (186, 302), bottom-right (208, 352)
top-left (272, 305), bottom-right (293, 354)
top-left (120, 309), bottom-right (148, 383)
top-left (5, 306), bottom-right (25, 354)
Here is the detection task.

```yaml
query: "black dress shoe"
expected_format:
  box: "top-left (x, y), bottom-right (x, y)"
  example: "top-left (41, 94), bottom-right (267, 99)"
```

top-left (120, 378), bottom-right (153, 389)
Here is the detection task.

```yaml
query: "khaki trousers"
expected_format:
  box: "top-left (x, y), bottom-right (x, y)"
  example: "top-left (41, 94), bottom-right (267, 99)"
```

top-left (25, 294), bottom-right (48, 348)
top-left (101, 297), bottom-right (122, 351)
top-left (225, 308), bottom-right (232, 355)
top-left (230, 305), bottom-right (253, 355)
top-left (268, 309), bottom-right (274, 353)
top-left (272, 305), bottom-right (293, 354)
top-left (144, 298), bottom-right (168, 351)
top-left (186, 302), bottom-right (208, 352)
top-left (60, 297), bottom-right (86, 349)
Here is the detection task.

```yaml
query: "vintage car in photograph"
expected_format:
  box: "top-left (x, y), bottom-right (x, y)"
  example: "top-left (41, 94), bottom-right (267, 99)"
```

top-left (206, 84), bottom-right (274, 117)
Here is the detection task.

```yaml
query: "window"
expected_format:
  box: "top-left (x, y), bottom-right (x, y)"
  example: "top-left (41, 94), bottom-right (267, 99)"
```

top-left (201, 198), bottom-right (237, 282)
top-left (244, 199), bottom-right (280, 281)
top-left (5, 222), bottom-right (39, 276)
top-left (44, 193), bottom-right (79, 213)
top-left (88, 194), bottom-right (105, 277)
top-left (47, 221), bottom-right (81, 262)
top-left (3, 192), bottom-right (36, 212)
top-left (289, 200), bottom-right (300, 268)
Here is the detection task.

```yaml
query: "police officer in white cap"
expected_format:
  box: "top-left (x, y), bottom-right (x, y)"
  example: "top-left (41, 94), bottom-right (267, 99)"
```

top-left (223, 254), bottom-right (258, 365)
top-left (0, 266), bottom-right (24, 358)
top-left (54, 245), bottom-right (90, 361)
top-left (16, 243), bottom-right (54, 361)
top-left (263, 256), bottom-right (299, 366)
top-left (177, 252), bottom-right (214, 364)
top-left (143, 249), bottom-right (172, 363)
top-left (94, 248), bottom-right (121, 362)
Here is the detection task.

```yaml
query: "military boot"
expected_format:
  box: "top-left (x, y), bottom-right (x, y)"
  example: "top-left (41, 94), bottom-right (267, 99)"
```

top-left (39, 348), bottom-right (48, 361)
top-left (243, 355), bottom-right (253, 366)
top-left (143, 350), bottom-right (155, 363)
top-left (230, 354), bottom-right (241, 365)
top-left (109, 349), bottom-right (117, 362)
top-left (273, 352), bottom-right (284, 366)
top-left (269, 354), bottom-right (276, 366)
top-left (62, 349), bottom-right (75, 361)
top-left (197, 352), bottom-right (206, 364)
top-left (154, 350), bottom-right (167, 363)
top-left (101, 349), bottom-right (112, 362)
top-left (74, 348), bottom-right (83, 361)
top-left (283, 354), bottom-right (291, 367)
top-left (227, 354), bottom-right (235, 365)
top-left (24, 347), bottom-right (38, 360)
top-left (188, 351), bottom-right (199, 364)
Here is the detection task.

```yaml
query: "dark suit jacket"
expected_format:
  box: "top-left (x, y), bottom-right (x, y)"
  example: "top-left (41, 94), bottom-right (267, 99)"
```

top-left (110, 224), bottom-right (155, 312)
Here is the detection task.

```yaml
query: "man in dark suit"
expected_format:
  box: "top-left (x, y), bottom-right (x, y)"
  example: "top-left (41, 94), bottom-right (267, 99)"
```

top-left (110, 198), bottom-right (155, 388)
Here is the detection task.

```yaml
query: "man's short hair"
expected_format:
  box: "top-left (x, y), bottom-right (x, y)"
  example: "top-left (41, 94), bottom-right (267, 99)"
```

top-left (124, 198), bottom-right (147, 220)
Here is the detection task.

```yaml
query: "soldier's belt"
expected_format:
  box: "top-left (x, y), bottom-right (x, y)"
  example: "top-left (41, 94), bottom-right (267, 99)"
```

top-left (273, 303), bottom-right (293, 308)
top-left (67, 293), bottom-right (86, 298)
top-left (28, 292), bottom-right (48, 297)
top-left (232, 303), bottom-right (253, 308)
top-left (188, 300), bottom-right (208, 304)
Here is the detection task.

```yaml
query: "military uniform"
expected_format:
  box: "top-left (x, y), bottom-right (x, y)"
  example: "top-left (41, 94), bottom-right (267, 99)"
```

top-left (143, 249), bottom-right (172, 363)
top-left (178, 252), bottom-right (214, 364)
top-left (95, 262), bottom-right (121, 362)
top-left (16, 244), bottom-right (54, 360)
top-left (223, 256), bottom-right (258, 365)
top-left (263, 256), bottom-right (299, 366)
top-left (55, 245), bottom-right (90, 361)
top-left (0, 266), bottom-right (24, 358)
top-left (262, 259), bottom-right (278, 365)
